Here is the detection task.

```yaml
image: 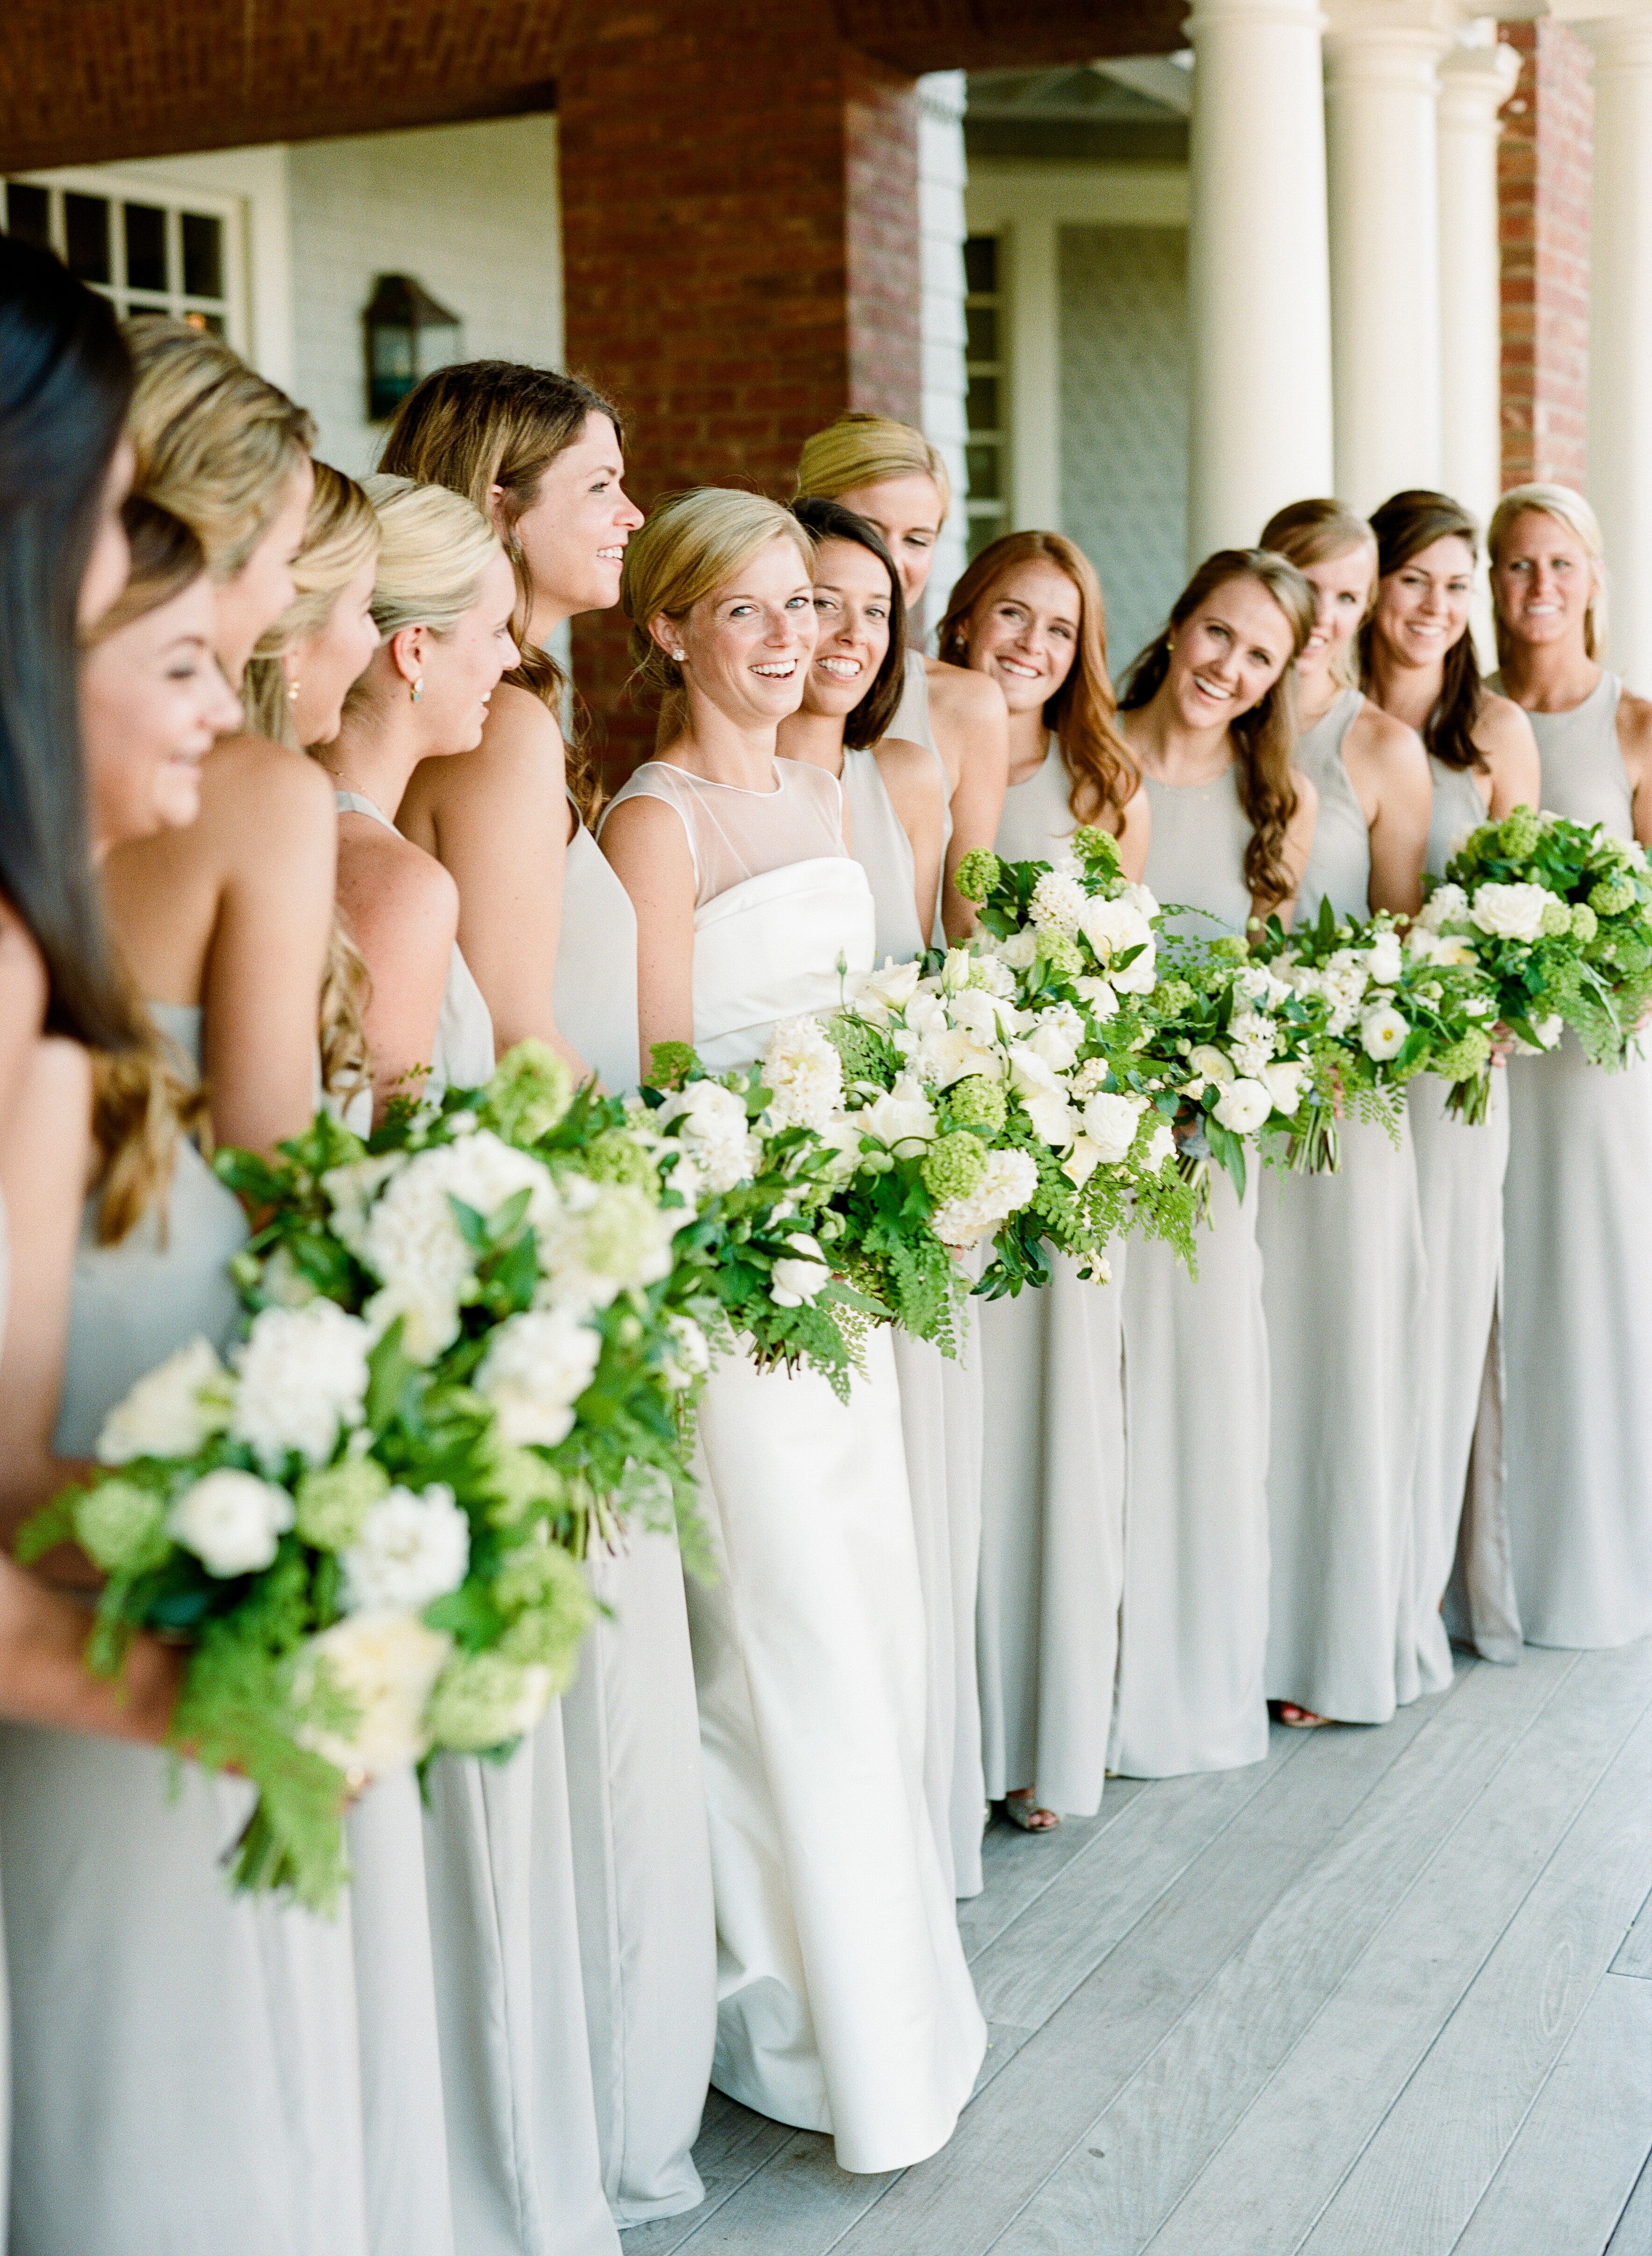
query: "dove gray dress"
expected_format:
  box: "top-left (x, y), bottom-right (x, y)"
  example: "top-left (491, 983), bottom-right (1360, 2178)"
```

top-left (1407, 758), bottom-right (1520, 1684)
top-left (1492, 671), bottom-right (1652, 1647)
top-left (1111, 766), bottom-right (1272, 1775)
top-left (977, 741), bottom-right (1130, 1815)
top-left (1255, 692), bottom-right (1430, 1728)
top-left (554, 798), bottom-right (718, 2226)
top-left (0, 1006), bottom-right (374, 2256)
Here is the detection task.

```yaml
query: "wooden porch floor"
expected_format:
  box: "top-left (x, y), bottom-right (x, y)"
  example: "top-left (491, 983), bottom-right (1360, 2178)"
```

top-left (627, 1637), bottom-right (1652, 2256)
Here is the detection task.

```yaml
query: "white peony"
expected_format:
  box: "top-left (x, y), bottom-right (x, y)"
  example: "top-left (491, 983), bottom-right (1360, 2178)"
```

top-left (1118, 880), bottom-right (1160, 919)
top-left (1419, 881), bottom-right (1470, 932)
top-left (231, 1301), bottom-right (372, 1472)
top-left (656, 1079), bottom-right (760, 1195)
top-left (1362, 930), bottom-right (1405, 986)
top-left (1079, 896), bottom-right (1157, 991)
top-left (1260, 1059), bottom-right (1308, 1116)
top-left (859, 1074), bottom-right (937, 1153)
top-left (1360, 1004), bottom-right (1410, 1061)
top-left (474, 1308), bottom-right (603, 1447)
top-left (295, 1610), bottom-right (453, 1779)
top-left (762, 1016), bottom-right (844, 1133)
top-left (1081, 1090), bottom-right (1147, 1163)
top-left (97, 1336), bottom-right (234, 1466)
top-left (848, 957), bottom-right (921, 1020)
top-left (929, 1147), bottom-right (1041, 1249)
top-left (169, 1468), bottom-right (295, 1577)
top-left (1468, 881), bottom-right (1551, 943)
top-left (770, 1233), bottom-right (832, 1307)
top-left (1213, 1077), bottom-right (1274, 1134)
top-left (660, 1312), bottom-right (711, 1392)
top-left (946, 985), bottom-right (1016, 1045)
top-left (1029, 869), bottom-right (1087, 935)
top-left (341, 1482), bottom-right (470, 1614)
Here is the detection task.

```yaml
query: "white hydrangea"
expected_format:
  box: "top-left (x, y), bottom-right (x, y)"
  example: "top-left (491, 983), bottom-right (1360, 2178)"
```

top-left (295, 1611), bottom-right (453, 1779)
top-left (97, 1335), bottom-right (234, 1466)
top-left (341, 1482), bottom-right (471, 1614)
top-left (762, 1016), bottom-right (844, 1133)
top-left (929, 1148), bottom-right (1040, 1250)
top-left (1419, 881), bottom-right (1469, 932)
top-left (1213, 1077), bottom-right (1274, 1134)
top-left (656, 1080), bottom-right (760, 1195)
top-left (1469, 881), bottom-right (1551, 943)
top-left (474, 1308), bottom-right (603, 1447)
top-left (230, 1301), bottom-right (372, 1472)
top-left (770, 1233), bottom-right (832, 1307)
top-left (1360, 1004), bottom-right (1410, 1061)
top-left (1081, 1090), bottom-right (1148, 1163)
top-left (1029, 869), bottom-right (1087, 935)
top-left (169, 1468), bottom-right (295, 1577)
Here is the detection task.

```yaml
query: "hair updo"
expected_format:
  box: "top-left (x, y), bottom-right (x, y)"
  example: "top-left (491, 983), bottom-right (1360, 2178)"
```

top-left (243, 463), bottom-right (379, 749)
top-left (795, 412), bottom-right (951, 513)
top-left (1487, 480), bottom-right (1609, 664)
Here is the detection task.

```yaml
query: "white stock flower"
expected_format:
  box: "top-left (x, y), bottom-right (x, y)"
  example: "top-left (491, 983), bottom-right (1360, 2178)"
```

top-left (1469, 881), bottom-right (1551, 943)
top-left (1419, 881), bottom-right (1470, 932)
top-left (230, 1301), bottom-right (372, 1472)
top-left (1213, 1077), bottom-right (1274, 1134)
top-left (929, 1147), bottom-right (1041, 1249)
top-left (1079, 896), bottom-right (1157, 991)
top-left (295, 1611), bottom-right (453, 1779)
top-left (762, 1016), bottom-right (844, 1132)
top-left (1235, 963), bottom-right (1293, 1011)
top-left (169, 1468), bottom-right (295, 1577)
top-left (656, 1080), bottom-right (760, 1195)
top-left (96, 1336), bottom-right (233, 1466)
top-left (1226, 1008), bottom-right (1280, 1077)
top-left (1081, 1090), bottom-right (1147, 1163)
top-left (1360, 1004), bottom-right (1410, 1061)
top-left (1260, 1059), bottom-right (1308, 1116)
top-left (1362, 929), bottom-right (1405, 986)
top-left (1029, 870), bottom-right (1087, 935)
top-left (341, 1483), bottom-right (470, 1614)
top-left (475, 1308), bottom-right (603, 1446)
top-left (770, 1233), bottom-right (832, 1307)
top-left (660, 1312), bottom-right (711, 1391)
top-left (859, 1074), bottom-right (937, 1153)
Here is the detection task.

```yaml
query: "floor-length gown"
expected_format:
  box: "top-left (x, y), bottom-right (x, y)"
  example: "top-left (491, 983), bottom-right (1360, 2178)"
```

top-left (553, 799), bottom-right (718, 2225)
top-left (339, 791), bottom-right (618, 2256)
top-left (1489, 672), bottom-right (1652, 1647)
top-left (1407, 758), bottom-right (1520, 1683)
top-left (977, 741), bottom-right (1129, 1814)
top-left (1256, 692), bottom-right (1429, 1728)
top-left (599, 757), bottom-right (985, 2172)
top-left (838, 745), bottom-right (987, 1900)
top-left (0, 1006), bottom-right (372, 2256)
top-left (1111, 770), bottom-right (1271, 1776)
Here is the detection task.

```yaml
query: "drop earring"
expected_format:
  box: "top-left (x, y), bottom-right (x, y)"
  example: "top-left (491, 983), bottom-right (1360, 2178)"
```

top-left (286, 680), bottom-right (300, 704)
top-left (410, 676), bottom-right (424, 705)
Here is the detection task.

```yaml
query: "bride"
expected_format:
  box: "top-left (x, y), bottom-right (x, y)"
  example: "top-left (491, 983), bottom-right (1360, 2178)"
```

top-left (598, 488), bottom-right (985, 2172)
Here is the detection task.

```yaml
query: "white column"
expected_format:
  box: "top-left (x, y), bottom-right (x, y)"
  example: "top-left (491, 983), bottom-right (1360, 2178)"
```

top-left (1184, 0), bottom-right (1335, 561)
top-left (916, 71), bottom-right (971, 624)
top-left (1436, 29), bottom-right (1522, 530)
top-left (1324, 0), bottom-right (1455, 513)
top-left (1006, 214), bottom-right (1061, 533)
top-left (1580, 11), bottom-right (1652, 694)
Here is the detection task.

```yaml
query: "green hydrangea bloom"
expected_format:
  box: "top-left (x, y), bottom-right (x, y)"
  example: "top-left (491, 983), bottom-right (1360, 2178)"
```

top-left (945, 1075), bottom-right (1008, 1134)
top-left (952, 848), bottom-right (1001, 903)
top-left (424, 1651), bottom-right (545, 1753)
top-left (1152, 978), bottom-right (1194, 1019)
top-left (1539, 896), bottom-right (1574, 937)
top-left (579, 1129), bottom-right (657, 1193)
top-left (1037, 933), bottom-right (1083, 978)
top-left (1432, 1027), bottom-right (1493, 1081)
top-left (484, 1039), bottom-right (575, 1143)
top-left (1071, 827), bottom-right (1122, 879)
top-left (1498, 805), bottom-right (1542, 858)
top-left (480, 1437), bottom-right (568, 1527)
top-left (493, 1536), bottom-right (592, 1619)
top-left (1568, 901), bottom-right (1599, 944)
top-left (1589, 875), bottom-right (1636, 917)
top-left (1210, 935), bottom-right (1250, 963)
top-left (74, 1479), bottom-right (168, 1574)
top-left (294, 1456), bottom-right (391, 1551)
top-left (921, 1130), bottom-right (988, 1203)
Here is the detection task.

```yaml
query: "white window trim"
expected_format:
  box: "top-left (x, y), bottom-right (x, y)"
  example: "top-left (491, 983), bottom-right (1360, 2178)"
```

top-left (9, 164), bottom-right (250, 354)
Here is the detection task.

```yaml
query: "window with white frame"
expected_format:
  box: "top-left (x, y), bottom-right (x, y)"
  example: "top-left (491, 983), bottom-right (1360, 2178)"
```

top-left (964, 233), bottom-right (1010, 559)
top-left (2, 172), bottom-right (243, 347)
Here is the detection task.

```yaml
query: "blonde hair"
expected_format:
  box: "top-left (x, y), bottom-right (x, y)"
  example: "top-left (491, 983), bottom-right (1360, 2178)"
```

top-left (360, 473), bottom-right (501, 643)
top-left (1261, 499), bottom-right (1377, 690)
top-left (244, 463), bottom-right (380, 748)
top-left (1488, 482), bottom-right (1609, 663)
top-left (795, 412), bottom-right (951, 516)
top-left (620, 489), bottom-right (814, 732)
top-left (123, 318), bottom-right (314, 579)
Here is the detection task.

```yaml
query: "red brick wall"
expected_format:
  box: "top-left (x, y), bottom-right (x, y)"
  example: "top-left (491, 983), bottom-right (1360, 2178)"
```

top-left (1499, 20), bottom-right (1593, 492)
top-left (557, 3), bottom-right (922, 777)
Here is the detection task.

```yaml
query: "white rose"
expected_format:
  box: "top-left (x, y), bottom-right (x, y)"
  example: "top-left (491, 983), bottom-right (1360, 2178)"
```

top-left (97, 1336), bottom-right (234, 1466)
top-left (1061, 1135), bottom-right (1103, 1188)
top-left (1081, 1090), bottom-right (1147, 1163)
top-left (1212, 1077), bottom-right (1274, 1134)
top-left (860, 1074), bottom-right (937, 1153)
top-left (1260, 1059), bottom-right (1308, 1116)
top-left (1024, 1089), bottom-right (1081, 1148)
top-left (169, 1467), bottom-right (295, 1577)
top-left (1360, 1004), bottom-right (1410, 1061)
top-left (762, 1016), bottom-right (844, 1133)
top-left (1419, 881), bottom-right (1469, 933)
top-left (474, 1307), bottom-right (603, 1446)
top-left (1468, 880), bottom-right (1551, 943)
top-left (848, 957), bottom-right (921, 1019)
top-left (341, 1482), bottom-right (471, 1615)
top-left (294, 1610), bottom-right (453, 1779)
top-left (1079, 896), bottom-right (1156, 992)
top-left (230, 1301), bottom-right (373, 1472)
top-left (1186, 1043), bottom-right (1235, 1089)
top-left (1363, 930), bottom-right (1404, 985)
top-left (770, 1233), bottom-right (832, 1308)
top-left (1029, 870), bottom-right (1087, 934)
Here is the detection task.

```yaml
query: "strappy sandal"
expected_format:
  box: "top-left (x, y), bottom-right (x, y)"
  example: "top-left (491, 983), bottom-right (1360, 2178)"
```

top-left (1272, 1701), bottom-right (1334, 1728)
top-left (1003, 1789), bottom-right (1060, 1833)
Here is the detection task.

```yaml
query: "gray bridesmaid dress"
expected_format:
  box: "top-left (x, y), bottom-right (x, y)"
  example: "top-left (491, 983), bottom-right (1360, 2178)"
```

top-left (0, 1005), bottom-right (373, 2256)
top-left (1111, 770), bottom-right (1271, 1776)
top-left (1255, 693), bottom-right (1430, 1728)
top-left (837, 748), bottom-right (987, 1897)
top-left (978, 742), bottom-right (1130, 1814)
top-left (1491, 672), bottom-right (1652, 1647)
top-left (554, 799), bottom-right (718, 2226)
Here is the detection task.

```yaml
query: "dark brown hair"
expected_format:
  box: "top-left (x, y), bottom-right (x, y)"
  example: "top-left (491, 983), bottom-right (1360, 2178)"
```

top-left (788, 496), bottom-right (907, 749)
top-left (1360, 489), bottom-right (1486, 773)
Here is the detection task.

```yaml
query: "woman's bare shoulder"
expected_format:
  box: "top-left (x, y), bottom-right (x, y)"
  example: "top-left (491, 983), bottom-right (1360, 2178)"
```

top-left (199, 731), bottom-right (336, 832)
top-left (924, 659), bottom-right (1006, 725)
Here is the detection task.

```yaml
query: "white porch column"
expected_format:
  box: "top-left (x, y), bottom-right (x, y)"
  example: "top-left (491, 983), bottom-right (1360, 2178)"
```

top-left (916, 71), bottom-right (972, 624)
top-left (1437, 28), bottom-right (1522, 530)
top-left (1183, 0), bottom-right (1335, 559)
top-left (1006, 214), bottom-right (1062, 534)
top-left (1324, 0), bottom-right (1456, 512)
top-left (1580, 11), bottom-right (1652, 693)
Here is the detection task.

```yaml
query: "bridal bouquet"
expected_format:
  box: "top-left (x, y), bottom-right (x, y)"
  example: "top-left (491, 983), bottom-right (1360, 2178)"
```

top-left (1426, 804), bottom-right (1652, 1080)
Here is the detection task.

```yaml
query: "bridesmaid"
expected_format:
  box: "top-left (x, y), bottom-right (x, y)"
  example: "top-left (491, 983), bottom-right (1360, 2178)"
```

top-left (1361, 491), bottom-right (1541, 1683)
top-left (777, 495), bottom-right (981, 1896)
top-left (795, 411), bottom-right (1009, 935)
top-left (1114, 550), bottom-right (1317, 1776)
top-left (1487, 483), bottom-right (1652, 1649)
top-left (1252, 499), bottom-right (1433, 1730)
top-left (380, 363), bottom-right (717, 2225)
top-left (0, 498), bottom-right (374, 2256)
top-left (935, 530), bottom-right (1145, 1833)
top-left (600, 489), bottom-right (986, 2171)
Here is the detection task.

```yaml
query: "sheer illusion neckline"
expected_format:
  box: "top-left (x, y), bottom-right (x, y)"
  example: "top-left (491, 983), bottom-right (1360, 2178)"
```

top-left (650, 759), bottom-right (784, 800)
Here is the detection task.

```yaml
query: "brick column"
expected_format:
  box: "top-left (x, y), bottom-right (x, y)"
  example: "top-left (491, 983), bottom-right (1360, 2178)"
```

top-left (1498, 20), bottom-right (1594, 492)
top-left (556, 3), bottom-right (923, 777)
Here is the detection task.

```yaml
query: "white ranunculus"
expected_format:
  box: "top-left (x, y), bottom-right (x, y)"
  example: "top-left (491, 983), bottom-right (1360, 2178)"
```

top-left (656, 1079), bottom-right (760, 1195)
top-left (1419, 881), bottom-right (1469, 932)
top-left (97, 1336), bottom-right (234, 1466)
top-left (1029, 869), bottom-right (1087, 935)
top-left (660, 1312), bottom-right (711, 1392)
top-left (474, 1308), bottom-right (603, 1448)
top-left (1360, 1003), bottom-right (1410, 1061)
top-left (1259, 1059), bottom-right (1308, 1116)
top-left (1081, 1090), bottom-right (1147, 1163)
top-left (848, 957), bottom-right (921, 1020)
top-left (1072, 975), bottom-right (1120, 1020)
top-left (1468, 880), bottom-right (1551, 943)
top-left (1213, 1077), bottom-right (1274, 1134)
top-left (860, 1074), bottom-right (937, 1153)
top-left (1061, 1135), bottom-right (1103, 1188)
top-left (929, 1148), bottom-right (1041, 1249)
top-left (169, 1467), bottom-right (296, 1577)
top-left (294, 1610), bottom-right (453, 1779)
top-left (762, 1016), bottom-right (844, 1133)
top-left (1186, 1043), bottom-right (1235, 1088)
top-left (770, 1232), bottom-right (832, 1307)
top-left (341, 1482), bottom-right (471, 1615)
top-left (230, 1301), bottom-right (372, 1472)
top-left (1363, 930), bottom-right (1404, 985)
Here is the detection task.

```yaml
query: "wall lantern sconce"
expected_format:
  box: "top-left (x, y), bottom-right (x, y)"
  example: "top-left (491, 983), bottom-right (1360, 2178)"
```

top-left (363, 273), bottom-right (463, 421)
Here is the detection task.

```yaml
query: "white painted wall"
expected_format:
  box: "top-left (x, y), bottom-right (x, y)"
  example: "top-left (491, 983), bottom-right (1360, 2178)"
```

top-left (916, 72), bottom-right (971, 627)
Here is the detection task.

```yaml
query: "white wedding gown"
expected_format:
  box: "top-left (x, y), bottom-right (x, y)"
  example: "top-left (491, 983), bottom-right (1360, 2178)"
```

top-left (599, 759), bottom-right (985, 2173)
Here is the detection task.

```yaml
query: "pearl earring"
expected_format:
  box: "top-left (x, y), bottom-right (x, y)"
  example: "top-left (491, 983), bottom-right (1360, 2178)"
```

top-left (410, 676), bottom-right (424, 705)
top-left (670, 649), bottom-right (686, 664)
top-left (286, 680), bottom-right (300, 704)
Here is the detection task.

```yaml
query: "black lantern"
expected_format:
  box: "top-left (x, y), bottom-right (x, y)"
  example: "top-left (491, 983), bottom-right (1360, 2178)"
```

top-left (363, 273), bottom-right (463, 421)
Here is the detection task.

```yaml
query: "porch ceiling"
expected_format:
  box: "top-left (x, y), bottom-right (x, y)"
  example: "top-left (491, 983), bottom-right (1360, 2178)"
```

top-left (0, 0), bottom-right (1183, 174)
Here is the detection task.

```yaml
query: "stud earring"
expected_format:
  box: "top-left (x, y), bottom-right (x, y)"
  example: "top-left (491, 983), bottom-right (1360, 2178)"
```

top-left (669, 649), bottom-right (686, 664)
top-left (410, 676), bottom-right (424, 705)
top-left (286, 680), bottom-right (300, 704)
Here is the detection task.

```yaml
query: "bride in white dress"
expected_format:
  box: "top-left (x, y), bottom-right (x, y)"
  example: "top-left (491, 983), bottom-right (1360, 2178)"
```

top-left (599, 489), bottom-right (985, 2173)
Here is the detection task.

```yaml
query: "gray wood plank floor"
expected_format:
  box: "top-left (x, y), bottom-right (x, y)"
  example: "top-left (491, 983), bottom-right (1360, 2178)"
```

top-left (627, 1636), bottom-right (1652, 2256)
